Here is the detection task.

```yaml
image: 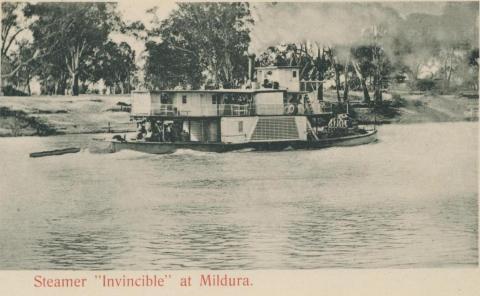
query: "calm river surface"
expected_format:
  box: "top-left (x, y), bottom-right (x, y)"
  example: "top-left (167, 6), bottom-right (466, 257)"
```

top-left (0, 122), bottom-right (477, 269)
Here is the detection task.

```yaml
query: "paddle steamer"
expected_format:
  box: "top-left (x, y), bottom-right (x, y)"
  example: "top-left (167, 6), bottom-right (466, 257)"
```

top-left (107, 64), bottom-right (377, 154)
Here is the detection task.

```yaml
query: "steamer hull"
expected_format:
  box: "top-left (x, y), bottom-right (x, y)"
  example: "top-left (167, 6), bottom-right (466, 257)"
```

top-left (105, 130), bottom-right (377, 154)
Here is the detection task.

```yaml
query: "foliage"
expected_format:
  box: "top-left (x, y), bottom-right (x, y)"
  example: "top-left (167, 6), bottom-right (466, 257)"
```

top-left (414, 79), bottom-right (436, 91)
top-left (2, 2), bottom-right (478, 96)
top-left (351, 46), bottom-right (375, 79)
top-left (1, 2), bottom-right (25, 58)
top-left (468, 48), bottom-right (479, 67)
top-left (93, 41), bottom-right (137, 93)
top-left (0, 106), bottom-right (56, 136)
top-left (373, 100), bottom-right (401, 118)
top-left (8, 40), bottom-right (38, 94)
top-left (144, 41), bottom-right (203, 90)
top-left (390, 93), bottom-right (406, 108)
top-left (146, 2), bottom-right (253, 89)
top-left (25, 2), bottom-right (121, 95)
top-left (1, 85), bottom-right (28, 96)
top-left (412, 100), bottom-right (424, 107)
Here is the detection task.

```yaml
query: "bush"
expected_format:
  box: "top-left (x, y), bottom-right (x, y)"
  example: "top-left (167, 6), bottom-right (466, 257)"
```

top-left (414, 79), bottom-right (436, 91)
top-left (412, 100), bottom-right (424, 107)
top-left (373, 100), bottom-right (400, 118)
top-left (79, 84), bottom-right (89, 94)
top-left (0, 107), bottom-right (56, 136)
top-left (390, 93), bottom-right (406, 108)
top-left (1, 85), bottom-right (28, 96)
top-left (87, 88), bottom-right (100, 94)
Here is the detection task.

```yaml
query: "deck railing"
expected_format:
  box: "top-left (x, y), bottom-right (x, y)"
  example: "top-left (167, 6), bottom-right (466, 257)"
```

top-left (139, 102), bottom-right (332, 117)
top-left (218, 104), bottom-right (252, 116)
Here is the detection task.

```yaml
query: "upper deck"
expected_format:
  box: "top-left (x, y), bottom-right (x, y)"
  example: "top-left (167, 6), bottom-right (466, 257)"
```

top-left (131, 89), bottom-right (332, 118)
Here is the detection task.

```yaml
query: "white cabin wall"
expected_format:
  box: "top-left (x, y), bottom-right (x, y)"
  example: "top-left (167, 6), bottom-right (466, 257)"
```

top-left (150, 93), bottom-right (161, 114)
top-left (254, 92), bottom-right (284, 115)
top-left (186, 93), bottom-right (201, 116)
top-left (200, 94), bottom-right (217, 116)
top-left (171, 92), bottom-right (217, 116)
top-left (172, 93), bottom-right (180, 113)
top-left (220, 117), bottom-right (257, 143)
top-left (172, 92), bottom-right (193, 116)
top-left (279, 69), bottom-right (300, 92)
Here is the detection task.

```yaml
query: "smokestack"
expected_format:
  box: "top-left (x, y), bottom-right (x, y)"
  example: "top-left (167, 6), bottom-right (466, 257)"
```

top-left (248, 54), bottom-right (256, 81)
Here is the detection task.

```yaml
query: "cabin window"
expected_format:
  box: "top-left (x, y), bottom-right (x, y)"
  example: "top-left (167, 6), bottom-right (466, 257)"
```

top-left (212, 95), bottom-right (217, 104)
top-left (238, 121), bottom-right (243, 133)
top-left (182, 95), bottom-right (187, 104)
top-left (293, 71), bottom-right (297, 78)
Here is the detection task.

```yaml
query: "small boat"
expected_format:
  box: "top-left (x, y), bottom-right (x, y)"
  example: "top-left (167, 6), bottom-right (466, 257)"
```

top-left (29, 147), bottom-right (81, 158)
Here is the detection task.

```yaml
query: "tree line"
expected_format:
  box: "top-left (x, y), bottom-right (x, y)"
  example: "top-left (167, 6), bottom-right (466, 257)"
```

top-left (1, 2), bottom-right (478, 100)
top-left (1, 2), bottom-right (136, 96)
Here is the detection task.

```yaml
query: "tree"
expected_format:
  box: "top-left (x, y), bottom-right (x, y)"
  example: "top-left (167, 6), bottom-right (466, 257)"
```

top-left (96, 41), bottom-right (137, 94)
top-left (1, 2), bottom-right (26, 58)
top-left (25, 2), bottom-right (120, 95)
top-left (313, 47), bottom-right (331, 101)
top-left (351, 46), bottom-right (374, 103)
top-left (144, 40), bottom-right (203, 90)
top-left (149, 2), bottom-right (253, 88)
top-left (1, 2), bottom-right (38, 89)
top-left (467, 48), bottom-right (479, 90)
top-left (8, 40), bottom-right (37, 95)
top-left (325, 48), bottom-right (342, 102)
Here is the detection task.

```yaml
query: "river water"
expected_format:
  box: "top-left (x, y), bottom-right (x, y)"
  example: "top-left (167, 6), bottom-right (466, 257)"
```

top-left (0, 122), bottom-right (477, 269)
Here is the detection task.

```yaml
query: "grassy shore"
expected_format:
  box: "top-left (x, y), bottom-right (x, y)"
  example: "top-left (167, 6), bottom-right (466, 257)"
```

top-left (322, 88), bottom-right (477, 124)
top-left (351, 91), bottom-right (478, 124)
top-left (0, 92), bottom-right (477, 137)
top-left (0, 94), bottom-right (134, 137)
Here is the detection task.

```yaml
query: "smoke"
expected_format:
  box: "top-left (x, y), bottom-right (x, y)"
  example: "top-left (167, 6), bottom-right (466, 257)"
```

top-left (249, 2), bottom-right (403, 54)
top-left (249, 2), bottom-right (479, 59)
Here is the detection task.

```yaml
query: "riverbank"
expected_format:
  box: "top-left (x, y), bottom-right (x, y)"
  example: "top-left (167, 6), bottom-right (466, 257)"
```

top-left (348, 91), bottom-right (478, 124)
top-left (0, 92), bottom-right (477, 137)
top-left (0, 94), bottom-right (134, 137)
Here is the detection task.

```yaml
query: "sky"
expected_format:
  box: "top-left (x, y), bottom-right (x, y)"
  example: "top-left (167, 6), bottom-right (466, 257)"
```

top-left (114, 0), bottom-right (451, 56)
top-left (116, 0), bottom-right (447, 23)
top-left (7, 1), bottom-right (458, 54)
top-left (117, 0), bottom-right (176, 27)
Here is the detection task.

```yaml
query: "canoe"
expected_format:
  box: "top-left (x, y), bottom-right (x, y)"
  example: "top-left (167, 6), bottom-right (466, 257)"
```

top-left (29, 147), bottom-right (81, 158)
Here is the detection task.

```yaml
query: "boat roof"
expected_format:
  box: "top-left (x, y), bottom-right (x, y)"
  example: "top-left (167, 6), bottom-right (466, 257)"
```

top-left (133, 89), bottom-right (286, 94)
top-left (255, 66), bottom-right (300, 70)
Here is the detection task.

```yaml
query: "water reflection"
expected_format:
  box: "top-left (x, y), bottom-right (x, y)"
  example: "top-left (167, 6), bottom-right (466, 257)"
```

top-left (146, 224), bottom-right (254, 269)
top-left (36, 229), bottom-right (130, 269)
top-left (284, 204), bottom-right (405, 268)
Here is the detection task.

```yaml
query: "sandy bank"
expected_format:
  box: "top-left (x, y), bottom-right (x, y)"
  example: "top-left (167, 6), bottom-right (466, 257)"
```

top-left (0, 92), bottom-right (477, 137)
top-left (0, 94), bottom-right (134, 137)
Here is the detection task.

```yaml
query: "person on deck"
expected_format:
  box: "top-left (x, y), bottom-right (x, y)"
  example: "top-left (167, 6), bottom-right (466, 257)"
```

top-left (136, 122), bottom-right (146, 140)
